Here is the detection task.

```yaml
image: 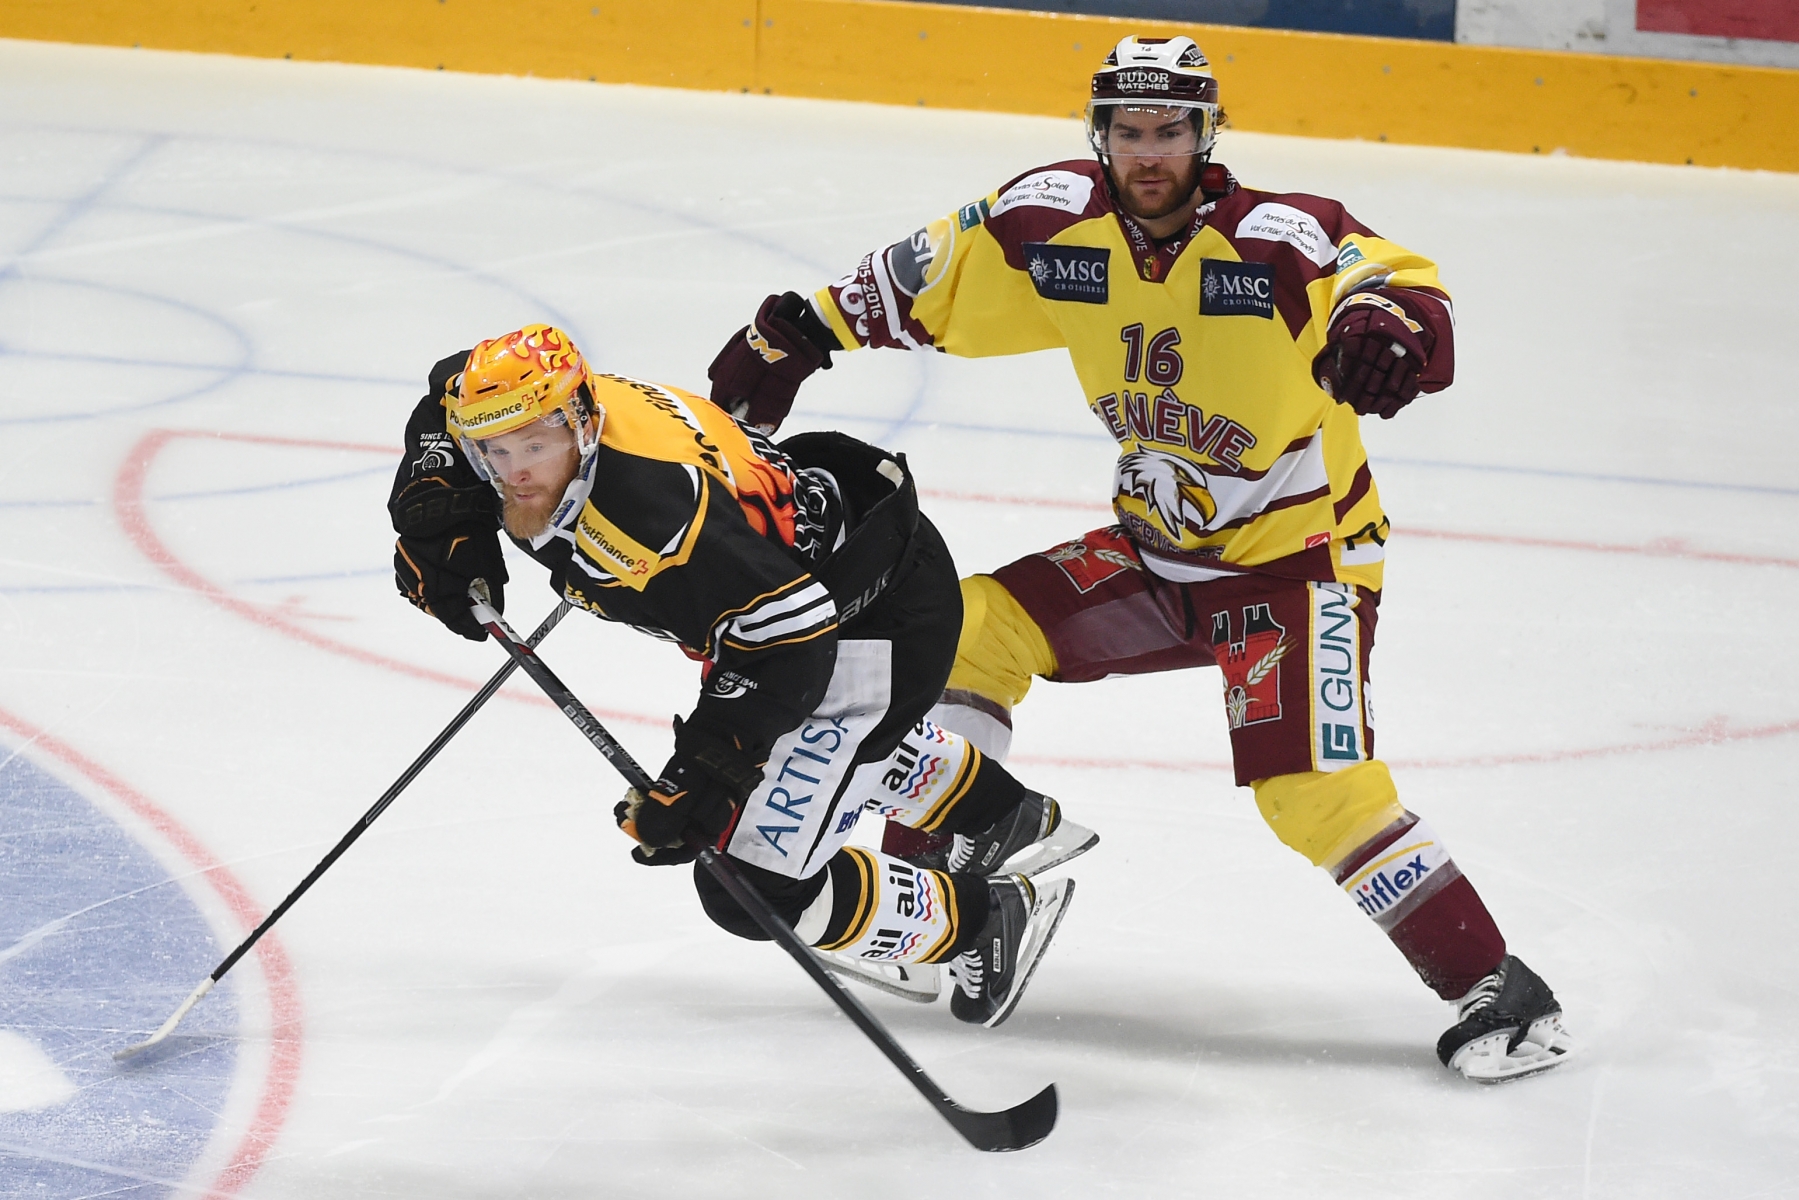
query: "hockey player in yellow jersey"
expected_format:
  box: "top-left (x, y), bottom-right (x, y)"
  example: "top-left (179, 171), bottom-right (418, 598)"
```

top-left (708, 35), bottom-right (1573, 1081)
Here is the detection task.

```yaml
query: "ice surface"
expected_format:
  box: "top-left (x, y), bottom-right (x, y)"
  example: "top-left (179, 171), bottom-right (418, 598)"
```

top-left (2, 35), bottom-right (1797, 1199)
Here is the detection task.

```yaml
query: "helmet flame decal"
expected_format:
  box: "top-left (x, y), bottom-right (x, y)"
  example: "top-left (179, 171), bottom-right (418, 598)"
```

top-left (444, 324), bottom-right (603, 490)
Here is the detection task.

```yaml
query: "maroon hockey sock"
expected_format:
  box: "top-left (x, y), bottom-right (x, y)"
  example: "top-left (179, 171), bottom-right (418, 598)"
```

top-left (882, 821), bottom-right (951, 859)
top-left (1333, 814), bottom-right (1507, 1000)
top-left (1387, 877), bottom-right (1507, 1000)
top-left (880, 745), bottom-right (1027, 858)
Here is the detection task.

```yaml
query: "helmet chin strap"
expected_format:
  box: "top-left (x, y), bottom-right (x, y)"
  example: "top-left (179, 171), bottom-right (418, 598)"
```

top-left (531, 446), bottom-right (599, 549)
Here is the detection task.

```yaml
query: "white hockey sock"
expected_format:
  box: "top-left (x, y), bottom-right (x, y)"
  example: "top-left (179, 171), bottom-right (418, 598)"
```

top-left (815, 848), bottom-right (964, 965)
top-left (793, 884), bottom-right (834, 945)
top-left (861, 718), bottom-right (983, 833)
top-left (926, 691), bottom-right (1013, 762)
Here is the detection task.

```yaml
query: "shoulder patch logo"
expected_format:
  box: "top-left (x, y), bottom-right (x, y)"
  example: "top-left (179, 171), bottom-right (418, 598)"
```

top-left (990, 170), bottom-right (1096, 219)
top-left (1022, 242), bottom-right (1109, 304)
top-left (1336, 241), bottom-right (1365, 272)
top-left (886, 216), bottom-right (956, 298)
top-left (957, 197), bottom-right (990, 231)
top-left (409, 430), bottom-right (456, 476)
top-left (1200, 259), bottom-right (1275, 318)
top-left (1235, 202), bottom-right (1337, 268)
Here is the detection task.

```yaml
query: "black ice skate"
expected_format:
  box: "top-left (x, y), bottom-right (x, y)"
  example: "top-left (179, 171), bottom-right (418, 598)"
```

top-left (947, 791), bottom-right (1098, 879)
top-left (1437, 955), bottom-right (1575, 1082)
top-left (950, 873), bottom-right (1074, 1028)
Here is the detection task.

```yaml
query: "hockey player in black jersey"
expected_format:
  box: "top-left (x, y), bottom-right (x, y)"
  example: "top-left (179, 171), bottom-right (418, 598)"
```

top-left (388, 325), bottom-right (1095, 1024)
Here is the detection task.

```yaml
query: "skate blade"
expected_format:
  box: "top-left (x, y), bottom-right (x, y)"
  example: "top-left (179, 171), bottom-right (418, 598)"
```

top-left (1001, 823), bottom-right (1099, 879)
top-left (818, 953), bottom-right (941, 1004)
top-left (984, 877), bottom-right (1075, 1029)
top-left (1450, 1014), bottom-right (1576, 1083)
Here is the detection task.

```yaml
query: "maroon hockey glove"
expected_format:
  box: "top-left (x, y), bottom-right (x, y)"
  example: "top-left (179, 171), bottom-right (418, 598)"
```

top-left (707, 291), bottom-right (837, 432)
top-left (1313, 293), bottom-right (1432, 420)
top-left (615, 719), bottom-right (763, 864)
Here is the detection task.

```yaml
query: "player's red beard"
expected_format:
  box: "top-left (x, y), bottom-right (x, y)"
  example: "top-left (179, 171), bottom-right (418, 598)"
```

top-left (1111, 154), bottom-right (1204, 222)
top-left (499, 460), bottom-right (578, 539)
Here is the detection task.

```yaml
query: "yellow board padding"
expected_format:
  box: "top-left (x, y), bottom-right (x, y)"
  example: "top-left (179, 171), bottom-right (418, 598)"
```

top-left (1252, 761), bottom-right (1406, 869)
top-left (6, 0), bottom-right (1796, 171)
top-left (0, 0), bottom-right (758, 91)
top-left (762, 0), bottom-right (1799, 171)
top-left (944, 574), bottom-right (1057, 713)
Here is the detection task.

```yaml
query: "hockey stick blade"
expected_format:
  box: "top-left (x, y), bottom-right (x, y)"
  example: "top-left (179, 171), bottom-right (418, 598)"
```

top-left (469, 592), bottom-right (1060, 1152)
top-left (946, 1081), bottom-right (1058, 1153)
top-left (695, 843), bottom-right (1058, 1152)
top-left (115, 599), bottom-right (572, 1062)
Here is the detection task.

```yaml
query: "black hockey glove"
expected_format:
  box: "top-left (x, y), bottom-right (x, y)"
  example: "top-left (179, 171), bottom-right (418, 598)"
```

top-left (707, 291), bottom-right (839, 433)
top-left (1312, 293), bottom-right (1433, 420)
top-left (390, 481), bottom-right (507, 642)
top-left (615, 719), bottom-right (764, 866)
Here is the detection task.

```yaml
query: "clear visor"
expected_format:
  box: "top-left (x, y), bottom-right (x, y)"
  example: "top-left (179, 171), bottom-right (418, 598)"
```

top-left (1085, 102), bottom-right (1214, 159)
top-left (464, 409), bottom-right (586, 490)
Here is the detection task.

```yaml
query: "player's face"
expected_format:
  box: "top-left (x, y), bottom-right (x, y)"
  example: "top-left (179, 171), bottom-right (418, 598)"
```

top-left (480, 419), bottom-right (579, 539)
top-left (1102, 106), bottom-right (1205, 222)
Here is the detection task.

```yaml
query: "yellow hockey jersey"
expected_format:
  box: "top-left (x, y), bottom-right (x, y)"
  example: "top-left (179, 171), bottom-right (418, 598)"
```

top-left (812, 160), bottom-right (1457, 590)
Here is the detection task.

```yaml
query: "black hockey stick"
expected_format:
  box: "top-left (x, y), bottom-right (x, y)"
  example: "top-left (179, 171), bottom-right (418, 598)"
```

top-left (467, 591), bottom-right (1058, 1153)
top-left (116, 601), bottom-right (574, 1061)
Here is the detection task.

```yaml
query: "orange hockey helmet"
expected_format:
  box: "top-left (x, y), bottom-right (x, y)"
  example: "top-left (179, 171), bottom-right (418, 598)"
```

top-left (444, 324), bottom-right (602, 487)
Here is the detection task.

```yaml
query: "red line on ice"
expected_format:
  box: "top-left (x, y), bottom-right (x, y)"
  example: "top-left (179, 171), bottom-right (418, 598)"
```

top-left (1014, 715), bottom-right (1799, 775)
top-left (927, 488), bottom-right (1799, 768)
top-left (107, 432), bottom-right (1795, 779)
top-left (0, 706), bottom-right (300, 1199)
top-left (113, 429), bottom-right (657, 727)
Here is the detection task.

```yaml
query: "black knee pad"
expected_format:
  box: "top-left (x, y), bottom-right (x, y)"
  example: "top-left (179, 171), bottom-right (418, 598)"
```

top-left (692, 859), bottom-right (829, 942)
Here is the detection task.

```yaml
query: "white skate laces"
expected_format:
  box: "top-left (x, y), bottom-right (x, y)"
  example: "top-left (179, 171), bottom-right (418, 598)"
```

top-left (947, 793), bottom-right (1099, 879)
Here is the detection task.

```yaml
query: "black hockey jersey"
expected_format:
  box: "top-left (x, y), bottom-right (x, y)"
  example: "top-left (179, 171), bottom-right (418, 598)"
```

top-left (395, 366), bottom-right (916, 764)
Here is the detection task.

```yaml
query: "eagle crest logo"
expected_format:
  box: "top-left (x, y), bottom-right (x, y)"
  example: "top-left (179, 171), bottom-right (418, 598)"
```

top-left (1115, 448), bottom-right (1218, 547)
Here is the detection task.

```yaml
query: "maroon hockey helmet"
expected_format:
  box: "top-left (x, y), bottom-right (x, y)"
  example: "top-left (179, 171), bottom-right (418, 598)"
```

top-left (1086, 36), bottom-right (1225, 164)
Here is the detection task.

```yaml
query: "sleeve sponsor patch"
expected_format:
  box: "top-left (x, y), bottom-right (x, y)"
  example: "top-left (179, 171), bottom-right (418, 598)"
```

top-left (1199, 259), bottom-right (1275, 318)
top-left (1235, 202), bottom-right (1338, 268)
top-left (957, 197), bottom-right (990, 231)
top-left (1022, 242), bottom-right (1109, 303)
top-left (886, 216), bottom-right (956, 298)
top-left (990, 170), bottom-right (1095, 219)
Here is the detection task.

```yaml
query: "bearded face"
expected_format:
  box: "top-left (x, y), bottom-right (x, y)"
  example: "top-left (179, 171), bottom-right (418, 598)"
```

top-left (1113, 152), bottom-right (1205, 221)
top-left (1098, 105), bottom-right (1206, 223)
top-left (477, 420), bottom-right (580, 539)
